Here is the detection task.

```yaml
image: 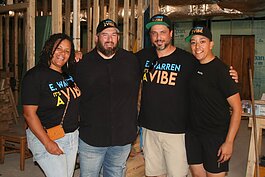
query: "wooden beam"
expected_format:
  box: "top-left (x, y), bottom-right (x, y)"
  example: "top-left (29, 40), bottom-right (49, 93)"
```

top-left (130, 0), bottom-right (136, 51)
top-left (4, 0), bottom-right (12, 77)
top-left (0, 16), bottom-right (3, 70)
top-left (100, 0), bottom-right (104, 21)
top-left (5, 16), bottom-right (10, 76)
top-left (92, 0), bottom-right (99, 48)
top-left (87, 0), bottom-right (92, 52)
top-left (52, 0), bottom-right (62, 33)
top-left (123, 0), bottom-right (130, 50)
top-left (150, 0), bottom-right (159, 17)
top-left (137, 0), bottom-right (144, 51)
top-left (73, 0), bottom-right (81, 51)
top-left (14, 12), bottom-right (18, 104)
top-left (65, 0), bottom-right (71, 36)
top-left (109, 0), bottom-right (118, 22)
top-left (26, 0), bottom-right (35, 70)
top-left (104, 6), bottom-right (107, 19)
top-left (0, 2), bottom-right (28, 13)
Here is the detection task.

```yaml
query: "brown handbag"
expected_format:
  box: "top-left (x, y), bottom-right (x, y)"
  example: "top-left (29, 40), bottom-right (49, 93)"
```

top-left (46, 99), bottom-right (69, 141)
top-left (46, 124), bottom-right (65, 140)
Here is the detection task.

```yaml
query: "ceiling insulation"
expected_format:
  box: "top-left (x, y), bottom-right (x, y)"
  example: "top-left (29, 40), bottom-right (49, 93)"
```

top-left (1, 0), bottom-right (265, 20)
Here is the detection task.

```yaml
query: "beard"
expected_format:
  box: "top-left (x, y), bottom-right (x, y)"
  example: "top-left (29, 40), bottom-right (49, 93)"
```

top-left (154, 39), bottom-right (171, 51)
top-left (96, 41), bottom-right (118, 57)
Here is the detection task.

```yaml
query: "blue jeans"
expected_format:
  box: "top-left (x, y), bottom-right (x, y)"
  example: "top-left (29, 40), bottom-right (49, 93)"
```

top-left (78, 138), bottom-right (131, 177)
top-left (26, 128), bottom-right (79, 177)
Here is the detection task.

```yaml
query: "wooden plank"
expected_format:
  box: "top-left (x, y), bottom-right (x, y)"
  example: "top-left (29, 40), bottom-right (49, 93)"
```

top-left (92, 0), bottom-right (99, 48)
top-left (246, 117), bottom-right (265, 177)
top-left (150, 0), bottom-right (159, 17)
top-left (73, 0), bottom-right (81, 51)
top-left (65, 0), bottom-right (71, 36)
top-left (26, 0), bottom-right (35, 70)
top-left (130, 0), bottom-right (136, 51)
top-left (0, 16), bottom-right (3, 70)
top-left (104, 6), bottom-right (107, 19)
top-left (0, 2), bottom-right (28, 13)
top-left (109, 0), bottom-right (118, 22)
top-left (137, 0), bottom-right (144, 51)
top-left (100, 0), bottom-right (104, 21)
top-left (14, 12), bottom-right (18, 104)
top-left (87, 0), bottom-right (92, 52)
top-left (5, 16), bottom-right (10, 77)
top-left (123, 0), bottom-right (130, 50)
top-left (52, 0), bottom-right (62, 33)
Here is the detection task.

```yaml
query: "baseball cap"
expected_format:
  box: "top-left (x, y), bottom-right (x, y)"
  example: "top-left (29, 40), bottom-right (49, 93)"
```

top-left (96, 19), bottom-right (119, 34)
top-left (146, 14), bottom-right (172, 30)
top-left (185, 26), bottom-right (212, 42)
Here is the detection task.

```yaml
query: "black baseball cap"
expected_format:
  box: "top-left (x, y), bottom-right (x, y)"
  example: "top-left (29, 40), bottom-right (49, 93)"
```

top-left (146, 14), bottom-right (172, 30)
top-left (96, 19), bottom-right (119, 34)
top-left (185, 26), bottom-right (212, 42)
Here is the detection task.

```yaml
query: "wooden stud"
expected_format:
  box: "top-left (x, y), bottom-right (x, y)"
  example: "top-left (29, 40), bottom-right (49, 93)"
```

top-left (73, 0), bottom-right (81, 51)
top-left (26, 0), bottom-right (35, 70)
top-left (150, 0), bottom-right (159, 17)
top-left (52, 0), bottom-right (62, 33)
top-left (0, 2), bottom-right (28, 13)
top-left (123, 0), bottom-right (130, 50)
top-left (130, 0), bottom-right (136, 51)
top-left (65, 0), bottom-right (71, 36)
top-left (92, 0), bottom-right (99, 49)
top-left (87, 0), bottom-right (92, 52)
top-left (100, 0), bottom-right (104, 21)
top-left (5, 16), bottom-right (10, 77)
top-left (109, 0), bottom-right (118, 22)
top-left (137, 0), bottom-right (144, 51)
top-left (0, 16), bottom-right (3, 70)
top-left (14, 12), bottom-right (18, 104)
top-left (104, 6), bottom-right (107, 19)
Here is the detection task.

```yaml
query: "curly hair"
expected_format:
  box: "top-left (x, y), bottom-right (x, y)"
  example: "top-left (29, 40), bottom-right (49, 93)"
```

top-left (38, 33), bottom-right (76, 74)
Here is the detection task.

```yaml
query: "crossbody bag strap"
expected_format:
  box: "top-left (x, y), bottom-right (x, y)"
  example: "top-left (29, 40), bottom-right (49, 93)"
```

top-left (59, 86), bottom-right (70, 125)
top-left (59, 98), bottom-right (70, 125)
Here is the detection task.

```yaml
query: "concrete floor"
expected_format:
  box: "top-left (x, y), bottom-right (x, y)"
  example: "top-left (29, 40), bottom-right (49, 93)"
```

top-left (0, 119), bottom-right (264, 177)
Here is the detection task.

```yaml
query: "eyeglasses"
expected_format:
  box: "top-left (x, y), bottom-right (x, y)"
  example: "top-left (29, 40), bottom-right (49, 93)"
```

top-left (62, 72), bottom-right (75, 88)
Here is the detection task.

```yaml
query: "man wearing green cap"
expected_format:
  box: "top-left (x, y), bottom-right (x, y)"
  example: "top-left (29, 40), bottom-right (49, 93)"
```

top-left (136, 14), bottom-right (197, 177)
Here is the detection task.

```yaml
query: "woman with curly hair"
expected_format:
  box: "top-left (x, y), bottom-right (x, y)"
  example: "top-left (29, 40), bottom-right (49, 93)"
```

top-left (22, 33), bottom-right (81, 177)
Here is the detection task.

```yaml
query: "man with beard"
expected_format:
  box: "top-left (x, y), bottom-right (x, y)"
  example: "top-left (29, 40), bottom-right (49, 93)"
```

top-left (75, 19), bottom-right (140, 177)
top-left (136, 14), bottom-right (196, 177)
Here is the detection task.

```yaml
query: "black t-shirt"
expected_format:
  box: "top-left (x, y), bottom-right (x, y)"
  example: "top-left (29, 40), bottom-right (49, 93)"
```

top-left (75, 48), bottom-right (141, 147)
top-left (136, 47), bottom-right (197, 133)
top-left (189, 57), bottom-right (239, 135)
top-left (21, 66), bottom-right (80, 133)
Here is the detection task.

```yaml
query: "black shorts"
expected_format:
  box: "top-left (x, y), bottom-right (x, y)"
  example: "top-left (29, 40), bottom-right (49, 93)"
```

top-left (185, 131), bottom-right (229, 173)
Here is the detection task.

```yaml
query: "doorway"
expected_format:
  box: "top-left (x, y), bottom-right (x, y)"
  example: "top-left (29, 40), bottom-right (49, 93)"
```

top-left (220, 35), bottom-right (255, 100)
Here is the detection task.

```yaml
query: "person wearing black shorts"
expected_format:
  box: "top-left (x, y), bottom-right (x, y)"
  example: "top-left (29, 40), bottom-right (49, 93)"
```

top-left (185, 26), bottom-right (242, 177)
